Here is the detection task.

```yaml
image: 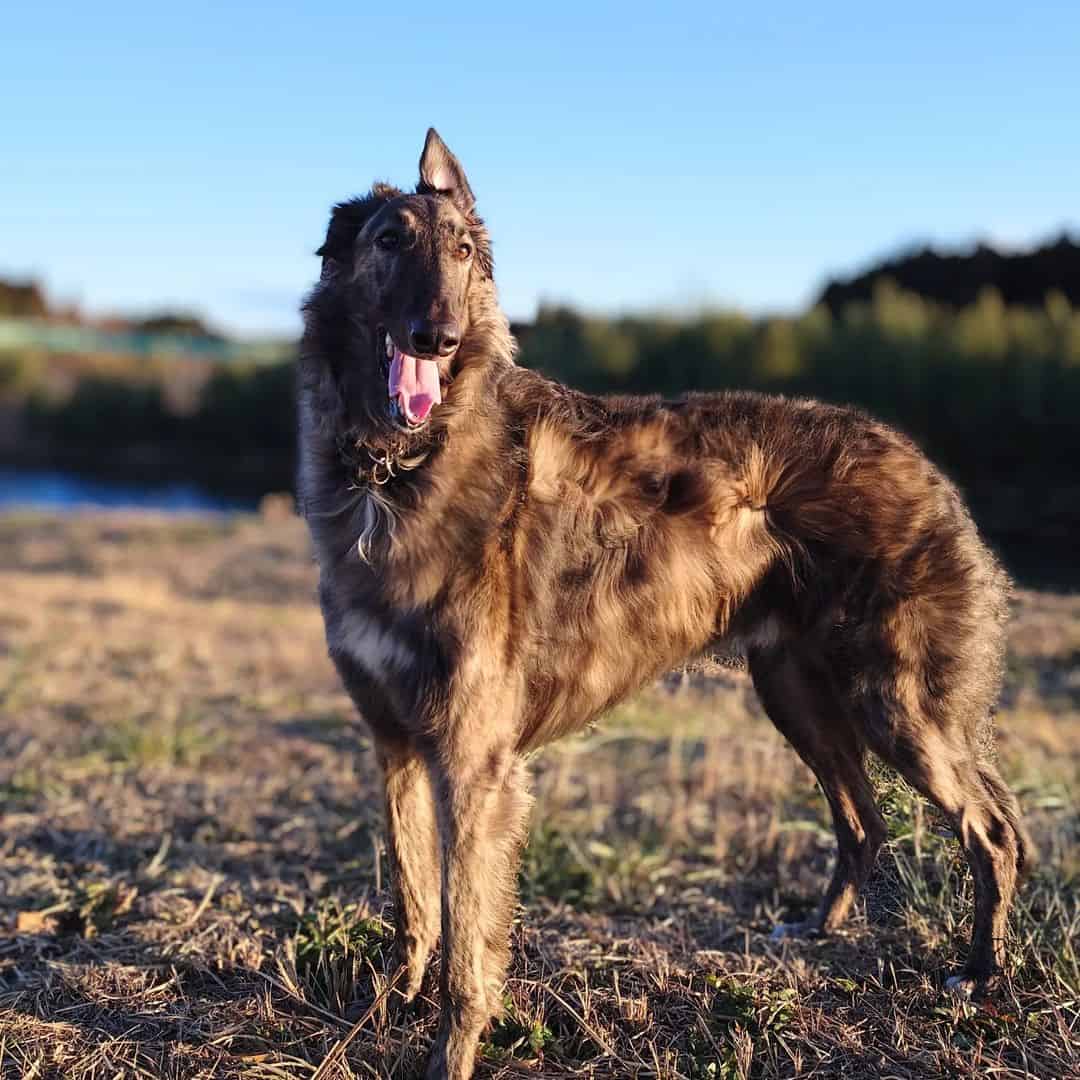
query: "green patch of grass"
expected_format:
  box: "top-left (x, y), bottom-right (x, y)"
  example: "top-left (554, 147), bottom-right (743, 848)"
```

top-left (294, 901), bottom-right (388, 969)
top-left (521, 826), bottom-right (600, 906)
top-left (521, 826), bottom-right (677, 911)
top-left (23, 879), bottom-right (139, 939)
top-left (88, 710), bottom-right (226, 770)
top-left (687, 977), bottom-right (797, 1079)
top-left (0, 768), bottom-right (44, 808)
top-left (708, 976), bottom-right (796, 1038)
top-left (481, 998), bottom-right (557, 1064)
top-left (0, 641), bottom-right (51, 713)
top-left (73, 880), bottom-right (139, 937)
top-left (288, 900), bottom-right (391, 1015)
top-left (1011, 870), bottom-right (1080, 994)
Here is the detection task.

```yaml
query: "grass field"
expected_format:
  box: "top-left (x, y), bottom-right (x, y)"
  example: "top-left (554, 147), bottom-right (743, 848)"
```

top-left (0, 511), bottom-right (1077, 1079)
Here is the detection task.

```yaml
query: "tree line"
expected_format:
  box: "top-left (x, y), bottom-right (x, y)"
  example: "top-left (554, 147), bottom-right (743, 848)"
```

top-left (4, 278), bottom-right (1078, 575)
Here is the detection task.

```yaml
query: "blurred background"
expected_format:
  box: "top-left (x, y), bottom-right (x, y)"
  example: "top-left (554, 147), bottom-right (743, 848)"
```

top-left (3, 8), bottom-right (1079, 1076)
top-left (3, 1), bottom-right (1078, 582)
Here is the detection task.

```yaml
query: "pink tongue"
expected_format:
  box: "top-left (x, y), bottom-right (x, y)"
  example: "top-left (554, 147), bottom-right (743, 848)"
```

top-left (388, 346), bottom-right (442, 424)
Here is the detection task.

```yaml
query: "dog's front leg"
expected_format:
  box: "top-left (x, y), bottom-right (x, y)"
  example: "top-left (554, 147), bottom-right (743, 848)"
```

top-left (377, 742), bottom-right (442, 1004)
top-left (425, 738), bottom-right (532, 1080)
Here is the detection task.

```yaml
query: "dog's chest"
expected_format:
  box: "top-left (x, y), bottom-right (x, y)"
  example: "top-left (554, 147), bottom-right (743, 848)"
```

top-left (317, 557), bottom-right (421, 688)
top-left (330, 604), bottom-right (416, 683)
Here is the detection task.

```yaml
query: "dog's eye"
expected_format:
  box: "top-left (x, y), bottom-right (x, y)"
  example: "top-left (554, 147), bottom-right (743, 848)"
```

top-left (376, 232), bottom-right (400, 251)
top-left (456, 242), bottom-right (473, 260)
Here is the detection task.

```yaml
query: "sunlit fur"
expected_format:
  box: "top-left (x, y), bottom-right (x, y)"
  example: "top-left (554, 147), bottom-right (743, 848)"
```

top-left (297, 130), bottom-right (1034, 1080)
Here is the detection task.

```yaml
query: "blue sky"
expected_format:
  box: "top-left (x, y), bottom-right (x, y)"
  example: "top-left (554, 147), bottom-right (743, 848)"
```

top-left (3, 2), bottom-right (1078, 335)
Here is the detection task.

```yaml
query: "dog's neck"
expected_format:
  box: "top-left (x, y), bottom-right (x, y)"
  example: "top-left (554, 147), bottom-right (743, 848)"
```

top-left (299, 294), bottom-right (519, 579)
top-left (336, 429), bottom-right (447, 488)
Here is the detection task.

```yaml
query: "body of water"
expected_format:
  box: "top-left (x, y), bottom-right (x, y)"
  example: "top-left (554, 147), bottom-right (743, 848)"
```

top-left (0, 468), bottom-right (255, 514)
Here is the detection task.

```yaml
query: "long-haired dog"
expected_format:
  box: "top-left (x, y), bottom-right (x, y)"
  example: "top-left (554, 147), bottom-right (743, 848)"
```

top-left (298, 129), bottom-right (1032, 1079)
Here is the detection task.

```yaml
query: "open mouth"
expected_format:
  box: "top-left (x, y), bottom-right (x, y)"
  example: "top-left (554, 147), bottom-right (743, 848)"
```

top-left (379, 329), bottom-right (446, 429)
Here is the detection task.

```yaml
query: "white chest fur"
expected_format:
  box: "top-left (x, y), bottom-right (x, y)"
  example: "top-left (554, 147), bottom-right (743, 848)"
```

top-left (335, 607), bottom-right (416, 682)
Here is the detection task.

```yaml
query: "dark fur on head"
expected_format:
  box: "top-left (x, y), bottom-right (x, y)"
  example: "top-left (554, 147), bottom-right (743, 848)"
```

top-left (300, 129), bottom-right (511, 460)
top-left (315, 184), bottom-right (403, 264)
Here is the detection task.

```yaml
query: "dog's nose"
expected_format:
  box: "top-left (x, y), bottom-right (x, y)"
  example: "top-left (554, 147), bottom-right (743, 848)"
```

top-left (408, 320), bottom-right (460, 357)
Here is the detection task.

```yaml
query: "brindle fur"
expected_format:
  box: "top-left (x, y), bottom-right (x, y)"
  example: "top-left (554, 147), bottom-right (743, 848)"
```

top-left (298, 130), bottom-right (1034, 1080)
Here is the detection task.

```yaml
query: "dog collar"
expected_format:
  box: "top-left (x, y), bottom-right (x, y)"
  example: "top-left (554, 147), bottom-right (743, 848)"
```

top-left (337, 435), bottom-right (438, 488)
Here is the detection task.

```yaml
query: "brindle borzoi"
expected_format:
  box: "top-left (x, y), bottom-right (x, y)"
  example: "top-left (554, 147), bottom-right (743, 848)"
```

top-left (298, 129), bottom-right (1032, 1080)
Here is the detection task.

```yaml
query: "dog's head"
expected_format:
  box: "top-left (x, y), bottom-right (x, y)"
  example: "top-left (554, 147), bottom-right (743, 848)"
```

top-left (307, 128), bottom-right (497, 437)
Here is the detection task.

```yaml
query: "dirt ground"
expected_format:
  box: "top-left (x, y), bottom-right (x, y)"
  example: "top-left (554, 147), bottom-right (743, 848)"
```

top-left (1, 510), bottom-right (1077, 1078)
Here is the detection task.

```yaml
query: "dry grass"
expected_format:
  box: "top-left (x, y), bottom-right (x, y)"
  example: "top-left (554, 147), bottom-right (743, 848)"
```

top-left (1, 510), bottom-right (1077, 1079)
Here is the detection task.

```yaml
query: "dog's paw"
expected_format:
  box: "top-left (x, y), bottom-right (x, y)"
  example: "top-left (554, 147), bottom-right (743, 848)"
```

top-left (386, 962), bottom-right (432, 1021)
top-left (944, 973), bottom-right (991, 1000)
top-left (770, 920), bottom-right (822, 941)
top-left (944, 974), bottom-right (975, 998)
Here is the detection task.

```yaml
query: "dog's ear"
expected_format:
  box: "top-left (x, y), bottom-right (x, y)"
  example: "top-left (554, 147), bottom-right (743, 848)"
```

top-left (316, 184), bottom-right (400, 264)
top-left (417, 128), bottom-right (476, 212)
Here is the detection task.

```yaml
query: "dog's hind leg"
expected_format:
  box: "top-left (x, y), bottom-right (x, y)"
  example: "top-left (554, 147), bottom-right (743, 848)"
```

top-left (378, 742), bottom-right (442, 1004)
top-left (749, 646), bottom-right (887, 938)
top-left (861, 705), bottom-right (1029, 993)
top-left (426, 743), bottom-right (532, 1080)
